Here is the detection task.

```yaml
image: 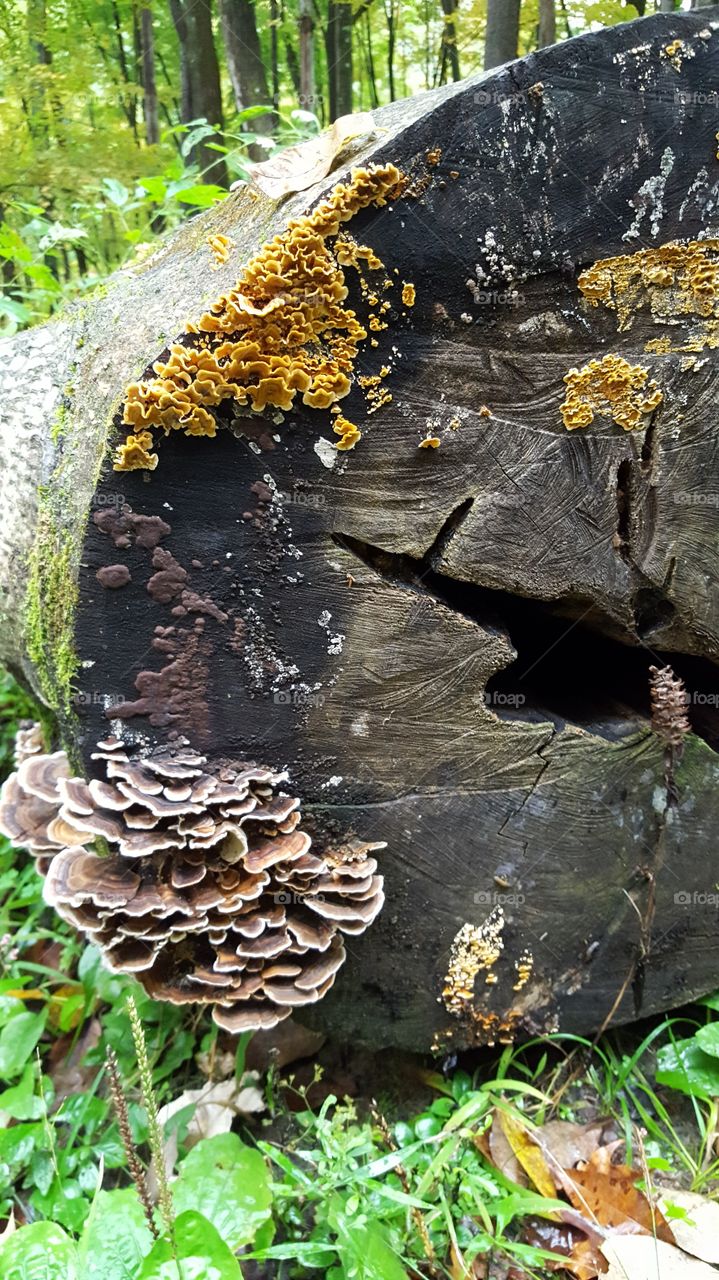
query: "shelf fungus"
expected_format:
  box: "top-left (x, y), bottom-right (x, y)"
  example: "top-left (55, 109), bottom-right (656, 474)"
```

top-left (114, 163), bottom-right (403, 472)
top-left (0, 728), bottom-right (385, 1031)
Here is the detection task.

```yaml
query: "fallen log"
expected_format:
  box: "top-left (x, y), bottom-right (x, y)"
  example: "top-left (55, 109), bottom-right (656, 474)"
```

top-left (2, 9), bottom-right (719, 1050)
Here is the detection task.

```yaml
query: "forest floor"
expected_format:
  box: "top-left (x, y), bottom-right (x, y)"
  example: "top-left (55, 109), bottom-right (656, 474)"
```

top-left (1, 673), bottom-right (719, 1280)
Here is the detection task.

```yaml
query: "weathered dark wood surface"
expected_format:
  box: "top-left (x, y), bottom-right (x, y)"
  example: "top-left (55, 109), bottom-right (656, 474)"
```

top-left (7, 10), bottom-right (719, 1049)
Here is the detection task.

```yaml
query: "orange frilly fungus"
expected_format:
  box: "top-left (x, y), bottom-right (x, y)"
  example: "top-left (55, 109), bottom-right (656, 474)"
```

top-left (114, 164), bottom-right (402, 471)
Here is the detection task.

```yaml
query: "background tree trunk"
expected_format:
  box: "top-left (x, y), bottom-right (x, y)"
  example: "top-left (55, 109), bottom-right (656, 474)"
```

top-left (220, 0), bottom-right (272, 157)
top-left (298, 0), bottom-right (316, 114)
top-left (438, 0), bottom-right (460, 83)
top-left (169, 0), bottom-right (228, 185)
top-left (327, 0), bottom-right (353, 119)
top-left (3, 11), bottom-right (719, 1051)
top-left (141, 7), bottom-right (160, 145)
top-left (484, 0), bottom-right (521, 69)
top-left (538, 0), bottom-right (556, 47)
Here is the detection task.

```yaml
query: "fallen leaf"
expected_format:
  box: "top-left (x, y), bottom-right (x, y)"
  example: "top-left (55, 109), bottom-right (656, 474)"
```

top-left (562, 1146), bottom-right (674, 1243)
top-left (532, 1119), bottom-right (615, 1180)
top-left (523, 1218), bottom-right (606, 1280)
top-left (246, 1018), bottom-right (325, 1072)
top-left (658, 1189), bottom-right (719, 1265)
top-left (486, 1109), bottom-right (527, 1185)
top-left (249, 112), bottom-right (375, 199)
top-left (601, 1235), bottom-right (719, 1279)
top-left (498, 1110), bottom-right (556, 1199)
top-left (154, 1073), bottom-right (266, 1182)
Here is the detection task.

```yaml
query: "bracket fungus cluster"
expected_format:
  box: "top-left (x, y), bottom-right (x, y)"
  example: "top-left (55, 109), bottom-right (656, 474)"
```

top-left (0, 728), bottom-right (385, 1031)
top-left (114, 163), bottom-right (402, 472)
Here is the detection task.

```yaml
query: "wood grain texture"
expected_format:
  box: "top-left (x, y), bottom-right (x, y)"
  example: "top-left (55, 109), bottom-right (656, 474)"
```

top-left (32, 11), bottom-right (719, 1046)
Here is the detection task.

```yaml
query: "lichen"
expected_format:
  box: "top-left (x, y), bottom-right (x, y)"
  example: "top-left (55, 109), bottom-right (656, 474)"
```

top-left (560, 354), bottom-right (662, 432)
top-left (114, 164), bottom-right (402, 471)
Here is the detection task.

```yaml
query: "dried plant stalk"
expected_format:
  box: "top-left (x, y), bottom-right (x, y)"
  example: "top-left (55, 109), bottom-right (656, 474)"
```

top-left (105, 1047), bottom-right (158, 1239)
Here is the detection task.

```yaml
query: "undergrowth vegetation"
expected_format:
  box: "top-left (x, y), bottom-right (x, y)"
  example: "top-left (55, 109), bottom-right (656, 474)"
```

top-left (1, 681), bottom-right (719, 1279)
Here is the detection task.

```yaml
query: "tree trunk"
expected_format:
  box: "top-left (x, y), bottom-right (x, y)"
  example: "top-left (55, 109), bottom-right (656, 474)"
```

top-left (3, 11), bottom-right (719, 1051)
top-left (484, 0), bottom-right (520, 69)
top-left (298, 0), bottom-right (316, 115)
top-left (538, 0), bottom-right (556, 47)
top-left (327, 0), bottom-right (352, 120)
top-left (438, 0), bottom-right (460, 83)
top-left (220, 0), bottom-right (272, 149)
top-left (169, 0), bottom-right (228, 185)
top-left (141, 7), bottom-right (160, 145)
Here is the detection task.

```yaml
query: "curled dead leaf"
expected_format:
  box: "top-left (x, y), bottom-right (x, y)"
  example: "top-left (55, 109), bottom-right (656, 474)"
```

top-left (249, 112), bottom-right (376, 199)
top-left (658, 1189), bottom-right (719, 1265)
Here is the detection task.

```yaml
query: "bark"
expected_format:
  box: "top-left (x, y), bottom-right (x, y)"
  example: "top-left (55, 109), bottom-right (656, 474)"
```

top-left (438, 0), bottom-right (460, 83)
top-left (169, 0), bottom-right (228, 185)
top-left (298, 0), bottom-right (316, 114)
top-left (141, 7), bottom-right (160, 145)
top-left (111, 0), bottom-right (139, 140)
top-left (484, 0), bottom-right (520, 69)
top-left (220, 0), bottom-right (272, 147)
top-left (326, 0), bottom-right (353, 120)
top-left (538, 0), bottom-right (556, 47)
top-left (3, 11), bottom-right (719, 1051)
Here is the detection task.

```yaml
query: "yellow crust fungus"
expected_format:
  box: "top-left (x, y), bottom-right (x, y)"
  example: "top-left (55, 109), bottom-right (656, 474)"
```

top-left (114, 164), bottom-right (402, 471)
top-left (560, 354), bottom-right (662, 432)
top-left (208, 233), bottom-right (233, 270)
top-left (402, 282), bottom-right (416, 307)
top-left (441, 911), bottom-right (504, 1018)
top-left (578, 239), bottom-right (719, 338)
top-left (332, 414), bottom-right (362, 451)
top-left (419, 436), bottom-right (441, 449)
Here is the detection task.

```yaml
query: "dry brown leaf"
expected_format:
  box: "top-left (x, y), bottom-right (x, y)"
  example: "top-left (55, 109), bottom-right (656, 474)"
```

top-left (601, 1235), bottom-right (719, 1279)
top-left (562, 1146), bottom-right (674, 1243)
top-left (657, 1189), bottom-right (719, 1265)
top-left (245, 1017), bottom-right (325, 1071)
top-left (498, 1110), bottom-right (556, 1198)
top-left (486, 1109), bottom-right (527, 1185)
top-left (154, 1072), bottom-right (265, 1181)
top-left (532, 1119), bottom-right (615, 1180)
top-left (523, 1218), bottom-right (607, 1280)
top-left (249, 112), bottom-right (375, 199)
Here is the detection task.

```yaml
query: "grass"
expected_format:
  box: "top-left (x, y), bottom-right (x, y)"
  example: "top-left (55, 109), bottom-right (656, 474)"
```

top-left (0, 671), bottom-right (718, 1278)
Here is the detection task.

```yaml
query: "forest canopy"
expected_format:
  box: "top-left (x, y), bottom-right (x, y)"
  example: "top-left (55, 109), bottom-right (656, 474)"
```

top-left (0, 0), bottom-right (652, 334)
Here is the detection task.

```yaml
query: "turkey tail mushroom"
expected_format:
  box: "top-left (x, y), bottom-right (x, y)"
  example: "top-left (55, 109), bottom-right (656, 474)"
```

top-left (0, 725), bottom-right (385, 1031)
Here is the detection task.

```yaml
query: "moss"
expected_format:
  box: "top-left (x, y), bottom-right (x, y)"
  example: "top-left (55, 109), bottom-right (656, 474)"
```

top-left (25, 505), bottom-right (79, 718)
top-left (113, 163), bottom-right (403, 471)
